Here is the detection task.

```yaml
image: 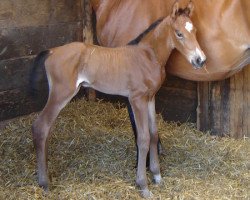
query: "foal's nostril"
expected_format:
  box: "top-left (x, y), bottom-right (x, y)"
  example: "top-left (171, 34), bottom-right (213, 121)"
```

top-left (196, 57), bottom-right (205, 67)
top-left (192, 57), bottom-right (206, 68)
top-left (196, 57), bottom-right (202, 65)
top-left (200, 60), bottom-right (205, 67)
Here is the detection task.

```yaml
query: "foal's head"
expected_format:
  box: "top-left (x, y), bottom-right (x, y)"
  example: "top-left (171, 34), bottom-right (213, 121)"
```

top-left (170, 1), bottom-right (206, 69)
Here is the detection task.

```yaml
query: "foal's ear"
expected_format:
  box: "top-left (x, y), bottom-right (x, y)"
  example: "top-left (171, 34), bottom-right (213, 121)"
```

top-left (185, 1), bottom-right (194, 17)
top-left (171, 2), bottom-right (179, 19)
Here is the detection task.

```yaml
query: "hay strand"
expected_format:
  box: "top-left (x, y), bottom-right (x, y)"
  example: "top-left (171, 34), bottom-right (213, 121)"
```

top-left (0, 98), bottom-right (249, 199)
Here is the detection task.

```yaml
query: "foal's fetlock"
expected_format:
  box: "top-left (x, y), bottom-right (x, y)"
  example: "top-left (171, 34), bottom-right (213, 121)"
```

top-left (152, 173), bottom-right (162, 184)
top-left (38, 179), bottom-right (49, 192)
top-left (136, 178), bottom-right (152, 198)
top-left (149, 164), bottom-right (161, 182)
top-left (150, 167), bottom-right (161, 184)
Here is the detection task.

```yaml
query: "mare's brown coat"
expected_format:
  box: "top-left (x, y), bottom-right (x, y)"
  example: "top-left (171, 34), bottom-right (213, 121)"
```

top-left (91, 0), bottom-right (250, 81)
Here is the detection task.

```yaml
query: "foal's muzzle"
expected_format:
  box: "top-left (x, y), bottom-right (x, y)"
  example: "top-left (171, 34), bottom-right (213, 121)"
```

top-left (191, 56), bottom-right (206, 69)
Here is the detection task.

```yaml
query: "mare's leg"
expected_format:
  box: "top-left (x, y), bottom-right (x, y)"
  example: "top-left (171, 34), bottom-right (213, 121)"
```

top-left (129, 96), bottom-right (151, 198)
top-left (32, 83), bottom-right (79, 190)
top-left (148, 97), bottom-right (161, 184)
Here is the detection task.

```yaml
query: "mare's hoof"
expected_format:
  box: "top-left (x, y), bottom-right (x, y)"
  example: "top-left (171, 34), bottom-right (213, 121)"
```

top-left (140, 188), bottom-right (153, 199)
top-left (153, 174), bottom-right (162, 184)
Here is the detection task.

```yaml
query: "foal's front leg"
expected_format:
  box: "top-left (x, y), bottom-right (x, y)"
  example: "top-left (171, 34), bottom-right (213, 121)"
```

top-left (148, 97), bottom-right (161, 184)
top-left (126, 99), bottom-right (163, 168)
top-left (129, 96), bottom-right (151, 198)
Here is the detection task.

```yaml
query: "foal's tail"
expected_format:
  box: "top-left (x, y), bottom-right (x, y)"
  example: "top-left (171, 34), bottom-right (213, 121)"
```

top-left (28, 50), bottom-right (50, 97)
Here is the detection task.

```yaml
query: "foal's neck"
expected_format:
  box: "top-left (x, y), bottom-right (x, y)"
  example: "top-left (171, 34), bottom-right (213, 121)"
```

top-left (139, 17), bottom-right (173, 67)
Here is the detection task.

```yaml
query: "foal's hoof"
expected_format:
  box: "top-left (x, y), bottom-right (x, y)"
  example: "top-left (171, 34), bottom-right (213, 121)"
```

top-left (153, 174), bottom-right (162, 184)
top-left (140, 188), bottom-right (153, 199)
top-left (38, 181), bottom-right (49, 192)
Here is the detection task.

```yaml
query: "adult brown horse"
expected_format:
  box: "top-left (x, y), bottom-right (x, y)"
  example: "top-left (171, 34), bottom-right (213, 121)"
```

top-left (30, 1), bottom-right (205, 197)
top-left (90, 0), bottom-right (250, 165)
top-left (91, 0), bottom-right (250, 81)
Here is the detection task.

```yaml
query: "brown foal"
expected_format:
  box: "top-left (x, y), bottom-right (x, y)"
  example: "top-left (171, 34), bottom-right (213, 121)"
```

top-left (31, 1), bottom-right (205, 197)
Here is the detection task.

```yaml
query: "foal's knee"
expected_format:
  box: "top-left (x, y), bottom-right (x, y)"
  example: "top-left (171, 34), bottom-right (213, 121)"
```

top-left (137, 135), bottom-right (150, 153)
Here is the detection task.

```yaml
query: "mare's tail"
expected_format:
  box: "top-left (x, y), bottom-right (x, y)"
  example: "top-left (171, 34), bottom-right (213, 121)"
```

top-left (28, 50), bottom-right (50, 97)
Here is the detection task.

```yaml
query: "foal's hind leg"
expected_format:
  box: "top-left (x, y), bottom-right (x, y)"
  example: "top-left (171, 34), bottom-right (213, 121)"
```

top-left (148, 97), bottom-right (161, 184)
top-left (32, 84), bottom-right (79, 190)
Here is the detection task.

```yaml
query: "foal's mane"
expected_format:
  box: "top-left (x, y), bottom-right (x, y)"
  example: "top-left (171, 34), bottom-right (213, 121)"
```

top-left (127, 18), bottom-right (164, 45)
top-left (127, 6), bottom-right (190, 46)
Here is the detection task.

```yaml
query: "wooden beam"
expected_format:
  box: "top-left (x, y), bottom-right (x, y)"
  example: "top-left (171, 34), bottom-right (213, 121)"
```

top-left (82, 0), bottom-right (96, 100)
top-left (197, 81), bottom-right (210, 132)
top-left (198, 65), bottom-right (250, 138)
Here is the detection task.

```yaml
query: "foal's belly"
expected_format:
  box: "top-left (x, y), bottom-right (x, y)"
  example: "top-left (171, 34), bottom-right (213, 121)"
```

top-left (90, 82), bottom-right (130, 97)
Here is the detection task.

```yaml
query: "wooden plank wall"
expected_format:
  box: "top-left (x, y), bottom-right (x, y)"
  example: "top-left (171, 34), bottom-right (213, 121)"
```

top-left (156, 76), bottom-right (197, 123)
top-left (197, 65), bottom-right (250, 138)
top-left (0, 0), bottom-right (86, 121)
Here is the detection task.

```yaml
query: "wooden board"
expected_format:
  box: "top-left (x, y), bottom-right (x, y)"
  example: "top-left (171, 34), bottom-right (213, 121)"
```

top-left (229, 66), bottom-right (250, 138)
top-left (0, 22), bottom-right (83, 61)
top-left (0, 0), bottom-right (87, 121)
top-left (0, 85), bottom-right (48, 120)
top-left (156, 75), bottom-right (197, 123)
top-left (197, 65), bottom-right (250, 138)
top-left (0, 0), bottom-right (83, 29)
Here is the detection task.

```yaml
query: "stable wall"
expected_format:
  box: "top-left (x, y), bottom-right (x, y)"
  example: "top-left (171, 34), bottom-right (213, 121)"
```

top-left (0, 0), bottom-right (86, 120)
top-left (156, 76), bottom-right (197, 123)
top-left (198, 65), bottom-right (250, 138)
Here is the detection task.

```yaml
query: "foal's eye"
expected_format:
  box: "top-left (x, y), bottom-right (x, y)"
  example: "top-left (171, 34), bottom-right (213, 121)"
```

top-left (175, 30), bottom-right (184, 39)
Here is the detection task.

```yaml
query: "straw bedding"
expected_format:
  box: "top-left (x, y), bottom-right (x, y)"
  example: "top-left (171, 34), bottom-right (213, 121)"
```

top-left (0, 98), bottom-right (249, 199)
